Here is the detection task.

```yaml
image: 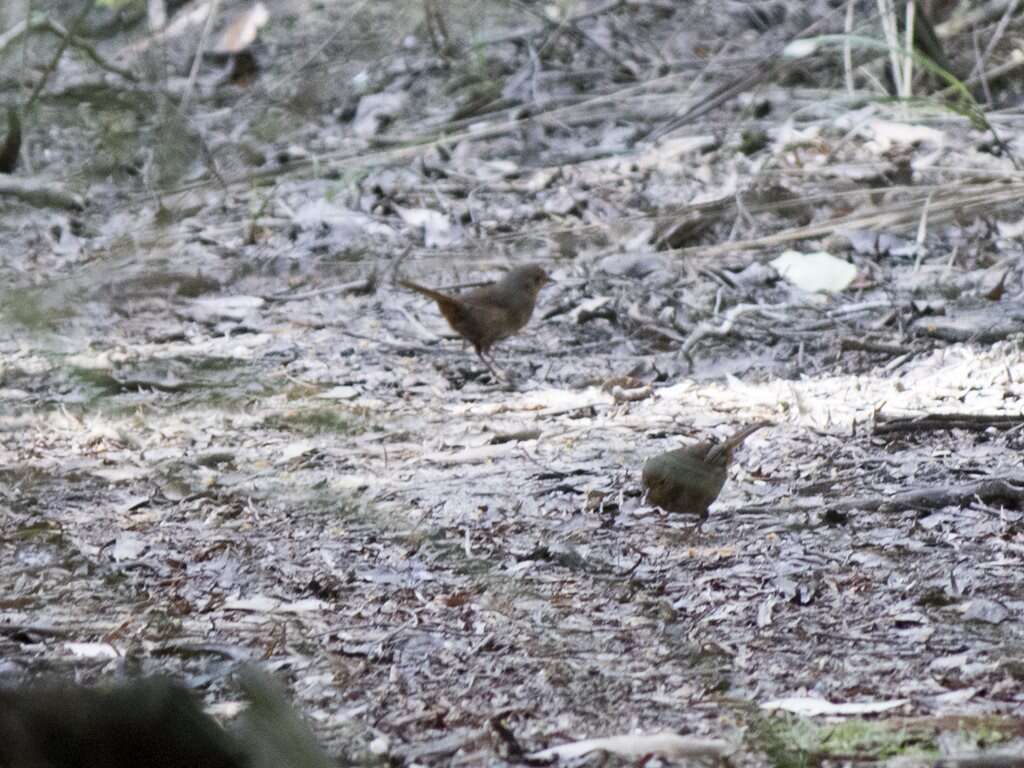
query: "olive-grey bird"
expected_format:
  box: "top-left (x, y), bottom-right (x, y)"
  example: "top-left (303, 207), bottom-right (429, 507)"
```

top-left (642, 423), bottom-right (769, 519)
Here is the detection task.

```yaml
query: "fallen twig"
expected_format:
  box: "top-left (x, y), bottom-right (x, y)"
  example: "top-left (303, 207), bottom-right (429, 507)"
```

top-left (863, 477), bottom-right (1024, 511)
top-left (265, 276), bottom-right (377, 302)
top-left (673, 182), bottom-right (1024, 259)
top-left (180, 0), bottom-right (222, 113)
top-left (874, 412), bottom-right (1024, 435)
top-left (337, 329), bottom-right (450, 357)
top-left (25, 1), bottom-right (101, 112)
top-left (0, 177), bottom-right (84, 209)
top-left (680, 302), bottom-right (790, 359)
top-left (840, 337), bottom-right (912, 356)
top-left (740, 476), bottom-right (1024, 515)
top-left (933, 751), bottom-right (1024, 768)
top-left (0, 15), bottom-right (136, 82)
top-left (0, 623), bottom-right (69, 639)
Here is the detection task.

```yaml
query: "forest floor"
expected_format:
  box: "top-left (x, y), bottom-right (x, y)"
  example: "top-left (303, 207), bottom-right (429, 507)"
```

top-left (2, 1), bottom-right (1024, 765)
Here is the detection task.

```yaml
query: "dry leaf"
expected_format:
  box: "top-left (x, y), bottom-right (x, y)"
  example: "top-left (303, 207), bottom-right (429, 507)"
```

top-left (771, 250), bottom-right (857, 293)
top-left (214, 2), bottom-right (270, 55)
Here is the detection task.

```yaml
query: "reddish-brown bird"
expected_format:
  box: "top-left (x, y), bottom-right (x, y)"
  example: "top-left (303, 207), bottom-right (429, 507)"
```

top-left (642, 423), bottom-right (769, 519)
top-left (399, 264), bottom-right (550, 379)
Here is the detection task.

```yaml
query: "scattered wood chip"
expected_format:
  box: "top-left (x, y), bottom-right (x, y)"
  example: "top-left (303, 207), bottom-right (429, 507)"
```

top-left (761, 697), bottom-right (909, 716)
top-left (527, 733), bottom-right (732, 762)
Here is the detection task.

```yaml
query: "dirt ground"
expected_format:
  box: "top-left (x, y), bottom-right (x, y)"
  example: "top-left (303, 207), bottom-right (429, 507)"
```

top-left (2, 1), bottom-right (1024, 765)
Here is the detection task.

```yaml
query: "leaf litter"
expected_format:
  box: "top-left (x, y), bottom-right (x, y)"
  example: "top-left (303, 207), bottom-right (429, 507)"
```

top-left (2, 0), bottom-right (1024, 765)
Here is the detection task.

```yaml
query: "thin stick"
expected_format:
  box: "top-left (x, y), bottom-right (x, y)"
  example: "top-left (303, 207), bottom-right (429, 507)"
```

top-left (876, 0), bottom-right (903, 96)
top-left (972, 0), bottom-right (1019, 82)
top-left (843, 0), bottom-right (855, 95)
top-left (902, 0), bottom-right (915, 98)
top-left (17, 17), bottom-right (137, 81)
top-left (179, 0), bottom-right (221, 114)
top-left (19, 0), bottom-right (32, 173)
top-left (24, 0), bottom-right (97, 113)
top-left (912, 192), bottom-right (932, 272)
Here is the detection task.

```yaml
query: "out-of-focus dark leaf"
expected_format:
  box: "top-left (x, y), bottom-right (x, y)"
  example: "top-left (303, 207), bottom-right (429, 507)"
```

top-left (0, 678), bottom-right (245, 768)
top-left (0, 109), bottom-right (21, 174)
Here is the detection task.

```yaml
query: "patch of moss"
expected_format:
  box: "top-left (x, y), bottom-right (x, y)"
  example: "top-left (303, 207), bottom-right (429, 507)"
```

top-left (69, 365), bottom-right (202, 398)
top-left (928, 715), bottom-right (1023, 749)
top-left (144, 610), bottom-right (185, 640)
top-left (678, 644), bottom-right (735, 695)
top-left (8, 520), bottom-right (65, 544)
top-left (263, 407), bottom-right (367, 436)
top-left (330, 492), bottom-right (380, 525)
top-left (101, 568), bottom-right (130, 589)
top-left (739, 127), bottom-right (770, 155)
top-left (89, 107), bottom-right (143, 180)
top-left (747, 713), bottom-right (939, 767)
top-left (745, 708), bottom-right (1024, 768)
top-left (324, 245), bottom-right (374, 265)
top-left (119, 271), bottom-right (221, 298)
top-left (152, 111), bottom-right (199, 188)
top-left (402, 528), bottom-right (499, 576)
top-left (0, 289), bottom-right (76, 331)
top-left (69, 366), bottom-right (126, 396)
top-left (821, 720), bottom-right (926, 759)
top-left (188, 390), bottom-right (253, 413)
top-left (249, 107), bottom-right (295, 144)
top-left (748, 714), bottom-right (818, 768)
top-left (283, 382), bottom-right (322, 401)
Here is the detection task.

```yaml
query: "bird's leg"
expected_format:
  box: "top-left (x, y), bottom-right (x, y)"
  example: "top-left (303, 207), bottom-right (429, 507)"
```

top-left (476, 349), bottom-right (504, 380)
top-left (478, 350), bottom-right (517, 387)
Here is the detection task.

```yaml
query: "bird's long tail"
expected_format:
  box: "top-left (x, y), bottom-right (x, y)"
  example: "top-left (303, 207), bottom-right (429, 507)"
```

top-left (706, 421), bottom-right (772, 464)
top-left (398, 279), bottom-right (454, 305)
top-left (722, 422), bottom-right (771, 451)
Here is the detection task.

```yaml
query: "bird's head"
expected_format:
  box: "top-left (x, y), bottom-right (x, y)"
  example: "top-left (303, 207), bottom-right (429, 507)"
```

top-left (507, 264), bottom-right (551, 296)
